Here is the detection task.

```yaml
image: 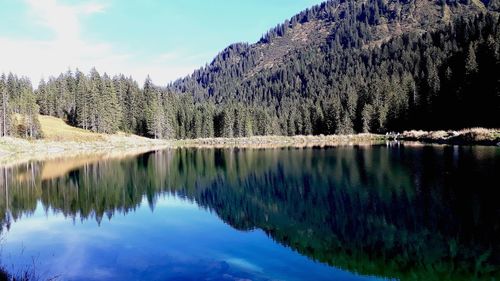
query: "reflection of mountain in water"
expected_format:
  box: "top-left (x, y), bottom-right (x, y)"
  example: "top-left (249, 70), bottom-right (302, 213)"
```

top-left (1, 145), bottom-right (499, 280)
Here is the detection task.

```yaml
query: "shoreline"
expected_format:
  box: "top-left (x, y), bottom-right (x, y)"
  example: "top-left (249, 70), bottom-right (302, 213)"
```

top-left (0, 134), bottom-right (385, 166)
top-left (0, 134), bottom-right (171, 166)
top-left (1, 129), bottom-right (499, 166)
top-left (172, 134), bottom-right (386, 148)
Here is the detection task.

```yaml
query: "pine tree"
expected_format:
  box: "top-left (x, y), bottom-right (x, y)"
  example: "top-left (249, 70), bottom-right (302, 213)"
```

top-left (100, 74), bottom-right (121, 134)
top-left (89, 68), bottom-right (102, 132)
top-left (75, 73), bottom-right (90, 130)
top-left (201, 103), bottom-right (215, 138)
top-left (36, 79), bottom-right (50, 115)
top-left (244, 109), bottom-right (254, 137)
top-left (0, 75), bottom-right (10, 137)
top-left (465, 43), bottom-right (478, 76)
top-left (144, 76), bottom-right (169, 139)
top-left (221, 106), bottom-right (234, 138)
top-left (24, 87), bottom-right (42, 139)
top-left (361, 104), bottom-right (374, 133)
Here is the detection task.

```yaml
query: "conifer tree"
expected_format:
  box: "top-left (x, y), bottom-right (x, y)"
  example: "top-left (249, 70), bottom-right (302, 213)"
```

top-left (100, 74), bottom-right (121, 134)
top-left (0, 75), bottom-right (10, 137)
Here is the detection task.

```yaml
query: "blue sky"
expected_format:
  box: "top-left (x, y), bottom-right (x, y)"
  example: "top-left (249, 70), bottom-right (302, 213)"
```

top-left (0, 0), bottom-right (323, 85)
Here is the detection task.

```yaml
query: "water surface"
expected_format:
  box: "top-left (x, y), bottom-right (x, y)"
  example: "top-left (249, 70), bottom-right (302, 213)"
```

top-left (1, 144), bottom-right (499, 280)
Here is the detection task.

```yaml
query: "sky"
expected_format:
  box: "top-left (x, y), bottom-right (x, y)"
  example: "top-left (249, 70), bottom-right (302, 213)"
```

top-left (0, 0), bottom-right (323, 86)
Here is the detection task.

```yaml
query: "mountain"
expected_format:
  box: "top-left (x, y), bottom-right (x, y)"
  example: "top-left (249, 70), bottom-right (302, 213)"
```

top-left (5, 0), bottom-right (499, 140)
top-left (169, 0), bottom-right (500, 136)
top-left (172, 0), bottom-right (491, 99)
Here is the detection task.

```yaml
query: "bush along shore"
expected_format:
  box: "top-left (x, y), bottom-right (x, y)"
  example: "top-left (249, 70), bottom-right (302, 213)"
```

top-left (393, 128), bottom-right (500, 146)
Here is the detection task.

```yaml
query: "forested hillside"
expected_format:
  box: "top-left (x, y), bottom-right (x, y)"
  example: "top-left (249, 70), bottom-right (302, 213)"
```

top-left (1, 0), bottom-right (499, 140)
top-left (171, 0), bottom-right (500, 136)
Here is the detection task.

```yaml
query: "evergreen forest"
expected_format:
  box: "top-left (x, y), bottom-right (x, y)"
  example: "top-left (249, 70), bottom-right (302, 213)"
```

top-left (1, 0), bottom-right (499, 140)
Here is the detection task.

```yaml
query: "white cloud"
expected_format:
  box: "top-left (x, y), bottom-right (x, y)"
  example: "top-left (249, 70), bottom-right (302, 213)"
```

top-left (0, 0), bottom-right (196, 86)
top-left (80, 3), bottom-right (107, 15)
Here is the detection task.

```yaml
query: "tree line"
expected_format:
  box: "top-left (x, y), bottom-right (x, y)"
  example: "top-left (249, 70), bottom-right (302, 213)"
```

top-left (21, 68), bottom-right (286, 139)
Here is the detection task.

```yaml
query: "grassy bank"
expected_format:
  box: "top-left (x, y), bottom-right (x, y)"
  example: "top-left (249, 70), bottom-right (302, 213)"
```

top-left (0, 135), bottom-right (170, 166)
top-left (0, 116), bottom-right (170, 165)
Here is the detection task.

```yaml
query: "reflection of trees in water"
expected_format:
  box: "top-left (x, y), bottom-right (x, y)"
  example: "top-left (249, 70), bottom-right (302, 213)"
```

top-left (1, 162), bottom-right (40, 229)
top-left (0, 146), bottom-right (499, 280)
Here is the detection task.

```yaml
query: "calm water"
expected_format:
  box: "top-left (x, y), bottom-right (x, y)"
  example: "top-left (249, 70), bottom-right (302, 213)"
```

top-left (0, 144), bottom-right (499, 281)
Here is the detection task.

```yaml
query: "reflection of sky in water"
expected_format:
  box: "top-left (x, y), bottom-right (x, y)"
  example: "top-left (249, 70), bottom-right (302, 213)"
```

top-left (2, 195), bottom-right (385, 281)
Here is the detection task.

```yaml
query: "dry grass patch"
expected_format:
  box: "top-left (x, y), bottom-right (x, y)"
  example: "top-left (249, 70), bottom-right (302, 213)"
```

top-left (39, 115), bottom-right (105, 142)
top-left (0, 116), bottom-right (171, 166)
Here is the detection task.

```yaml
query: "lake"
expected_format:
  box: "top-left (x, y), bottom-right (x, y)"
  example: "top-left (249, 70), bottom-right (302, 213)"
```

top-left (0, 144), bottom-right (499, 281)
